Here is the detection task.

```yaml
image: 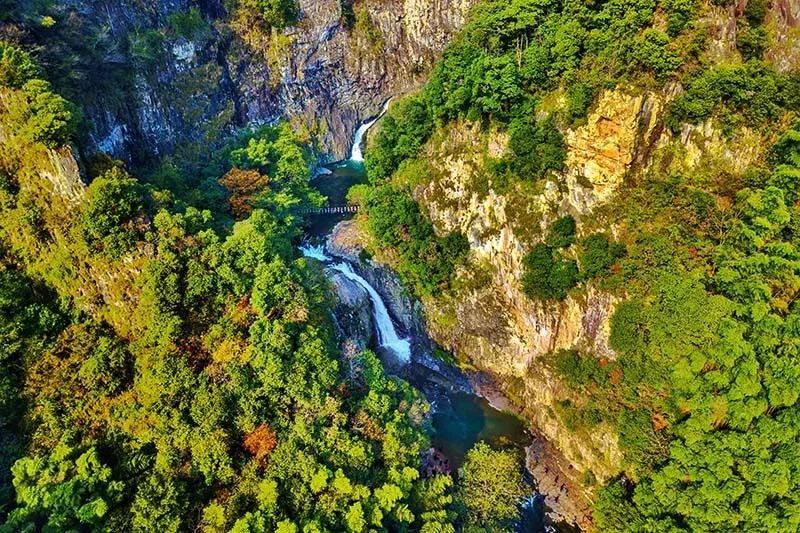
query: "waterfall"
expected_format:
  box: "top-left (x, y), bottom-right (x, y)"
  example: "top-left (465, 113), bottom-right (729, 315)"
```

top-left (349, 99), bottom-right (391, 163)
top-left (300, 244), bottom-right (411, 363)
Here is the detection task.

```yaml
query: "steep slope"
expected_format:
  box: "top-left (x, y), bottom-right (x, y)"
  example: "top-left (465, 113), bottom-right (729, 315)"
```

top-left (352, 0), bottom-right (800, 528)
top-left (3, 0), bottom-right (474, 164)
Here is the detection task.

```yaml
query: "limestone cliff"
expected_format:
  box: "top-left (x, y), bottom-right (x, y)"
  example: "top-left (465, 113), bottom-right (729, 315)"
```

top-left (353, 78), bottom-right (787, 525)
top-left (33, 0), bottom-right (473, 165)
top-left (0, 96), bottom-right (146, 335)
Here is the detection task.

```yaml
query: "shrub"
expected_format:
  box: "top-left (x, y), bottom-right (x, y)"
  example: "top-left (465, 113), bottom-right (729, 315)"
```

top-left (0, 41), bottom-right (40, 89)
top-left (19, 79), bottom-right (79, 147)
top-left (521, 243), bottom-right (579, 301)
top-left (167, 8), bottom-right (210, 40)
top-left (744, 0), bottom-right (768, 25)
top-left (546, 215), bottom-right (576, 249)
top-left (79, 167), bottom-right (143, 257)
top-left (661, 0), bottom-right (696, 36)
top-left (579, 232), bottom-right (626, 278)
top-left (567, 82), bottom-right (594, 119)
top-left (366, 97), bottom-right (433, 182)
top-left (129, 30), bottom-right (165, 69)
top-left (666, 62), bottom-right (800, 132)
top-left (244, 0), bottom-right (298, 29)
top-left (507, 116), bottom-right (566, 180)
top-left (609, 300), bottom-right (647, 354)
top-left (550, 349), bottom-right (609, 388)
top-left (736, 24), bottom-right (768, 60)
top-left (629, 29), bottom-right (682, 79)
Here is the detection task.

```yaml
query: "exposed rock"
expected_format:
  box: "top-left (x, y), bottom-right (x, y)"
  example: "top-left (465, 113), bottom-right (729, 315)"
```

top-left (389, 90), bottom-right (662, 494)
top-left (526, 438), bottom-right (595, 531)
top-left (42, 146), bottom-right (87, 207)
top-left (563, 90), bottom-right (662, 213)
top-left (52, 0), bottom-right (474, 165)
top-left (766, 0), bottom-right (800, 72)
top-left (327, 219), bottom-right (365, 261)
top-left (329, 270), bottom-right (374, 351)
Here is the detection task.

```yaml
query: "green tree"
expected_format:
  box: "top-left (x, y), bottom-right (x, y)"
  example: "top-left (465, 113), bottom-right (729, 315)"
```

top-left (456, 442), bottom-right (527, 530)
top-left (18, 79), bottom-right (79, 147)
top-left (0, 41), bottom-right (39, 89)
top-left (79, 167), bottom-right (143, 257)
top-left (3, 439), bottom-right (124, 532)
top-left (521, 244), bottom-right (579, 300)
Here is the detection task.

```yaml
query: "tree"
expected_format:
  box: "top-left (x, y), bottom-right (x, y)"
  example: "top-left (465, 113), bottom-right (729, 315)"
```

top-left (244, 423), bottom-right (278, 463)
top-left (0, 41), bottom-right (39, 89)
top-left (242, 0), bottom-right (298, 29)
top-left (546, 215), bottom-right (576, 249)
top-left (219, 168), bottom-right (270, 219)
top-left (79, 167), bottom-right (142, 257)
top-left (579, 233), bottom-right (626, 279)
top-left (521, 244), bottom-right (579, 300)
top-left (19, 79), bottom-right (79, 147)
top-left (456, 442), bottom-right (527, 530)
top-left (4, 440), bottom-right (124, 532)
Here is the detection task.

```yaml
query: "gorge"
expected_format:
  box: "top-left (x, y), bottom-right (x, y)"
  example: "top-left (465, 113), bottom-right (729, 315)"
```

top-left (3, 0), bottom-right (800, 531)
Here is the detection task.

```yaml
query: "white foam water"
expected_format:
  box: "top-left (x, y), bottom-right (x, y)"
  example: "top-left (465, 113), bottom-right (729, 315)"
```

top-left (349, 99), bottom-right (391, 162)
top-left (300, 243), bottom-right (411, 363)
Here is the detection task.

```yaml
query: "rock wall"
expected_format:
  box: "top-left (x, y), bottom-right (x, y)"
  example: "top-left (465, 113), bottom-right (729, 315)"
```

top-left (360, 82), bottom-right (779, 524)
top-left (42, 0), bottom-right (474, 165)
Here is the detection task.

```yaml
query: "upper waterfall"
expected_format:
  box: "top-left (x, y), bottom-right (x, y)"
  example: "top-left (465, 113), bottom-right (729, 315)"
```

top-left (349, 100), bottom-right (391, 162)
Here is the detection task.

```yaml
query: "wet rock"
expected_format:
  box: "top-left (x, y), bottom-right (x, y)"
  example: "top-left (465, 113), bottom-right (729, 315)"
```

top-left (329, 269), bottom-right (374, 351)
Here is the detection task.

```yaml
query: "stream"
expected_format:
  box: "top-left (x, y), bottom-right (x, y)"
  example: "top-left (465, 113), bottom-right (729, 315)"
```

top-left (303, 111), bottom-right (558, 532)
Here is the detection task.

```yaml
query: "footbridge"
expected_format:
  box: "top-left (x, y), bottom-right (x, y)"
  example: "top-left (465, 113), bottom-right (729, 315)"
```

top-left (302, 205), bottom-right (361, 215)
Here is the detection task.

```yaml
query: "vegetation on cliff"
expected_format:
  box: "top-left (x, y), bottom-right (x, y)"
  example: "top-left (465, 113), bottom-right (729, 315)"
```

top-left (358, 0), bottom-right (800, 530)
top-left (0, 40), bottom-right (534, 532)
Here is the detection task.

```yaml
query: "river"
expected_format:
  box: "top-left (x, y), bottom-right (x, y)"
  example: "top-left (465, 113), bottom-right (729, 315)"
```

top-left (303, 112), bottom-right (561, 532)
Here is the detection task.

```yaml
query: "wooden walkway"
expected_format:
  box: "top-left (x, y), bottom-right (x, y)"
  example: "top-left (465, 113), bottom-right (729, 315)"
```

top-left (302, 205), bottom-right (360, 215)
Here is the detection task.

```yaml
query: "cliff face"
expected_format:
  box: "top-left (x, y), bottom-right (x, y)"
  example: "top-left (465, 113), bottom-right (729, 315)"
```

top-left (51, 0), bottom-right (473, 165)
top-left (409, 91), bottom-right (653, 495)
top-left (358, 79), bottom-right (783, 522)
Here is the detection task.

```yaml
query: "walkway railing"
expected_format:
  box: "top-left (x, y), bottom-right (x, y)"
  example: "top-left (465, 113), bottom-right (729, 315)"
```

top-left (301, 205), bottom-right (360, 215)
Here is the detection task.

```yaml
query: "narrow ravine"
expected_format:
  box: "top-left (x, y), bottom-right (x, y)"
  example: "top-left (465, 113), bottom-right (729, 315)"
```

top-left (299, 111), bottom-right (570, 532)
top-left (300, 243), bottom-right (412, 362)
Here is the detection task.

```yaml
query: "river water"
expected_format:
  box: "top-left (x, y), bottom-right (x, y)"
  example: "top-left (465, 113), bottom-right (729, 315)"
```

top-left (303, 115), bottom-right (558, 532)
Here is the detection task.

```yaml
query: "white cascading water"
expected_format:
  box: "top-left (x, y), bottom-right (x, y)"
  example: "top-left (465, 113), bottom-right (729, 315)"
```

top-left (349, 99), bottom-right (391, 162)
top-left (300, 244), bottom-right (411, 363)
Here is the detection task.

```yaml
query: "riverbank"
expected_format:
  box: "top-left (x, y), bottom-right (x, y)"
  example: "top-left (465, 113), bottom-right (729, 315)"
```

top-left (303, 113), bottom-right (588, 530)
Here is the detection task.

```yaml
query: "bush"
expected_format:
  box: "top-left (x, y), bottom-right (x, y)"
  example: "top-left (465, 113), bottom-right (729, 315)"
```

top-left (736, 24), bottom-right (768, 60)
top-left (629, 29), bottom-right (682, 79)
top-left (79, 167), bottom-right (143, 257)
top-left (661, 0), bottom-right (696, 36)
top-left (167, 8), bottom-right (210, 39)
top-left (666, 62), bottom-right (800, 132)
top-left (550, 349), bottom-right (609, 388)
top-left (521, 243), bottom-right (579, 301)
top-left (364, 184), bottom-right (468, 295)
top-left (579, 232), bottom-right (626, 278)
top-left (244, 0), bottom-right (298, 29)
top-left (0, 41), bottom-right (40, 89)
top-left (609, 300), bottom-right (647, 354)
top-left (546, 215), bottom-right (576, 249)
top-left (744, 0), bottom-right (768, 25)
top-left (128, 30), bottom-right (165, 69)
top-left (507, 116), bottom-right (567, 180)
top-left (366, 97), bottom-right (433, 182)
top-left (567, 82), bottom-right (594, 119)
top-left (19, 79), bottom-right (79, 147)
